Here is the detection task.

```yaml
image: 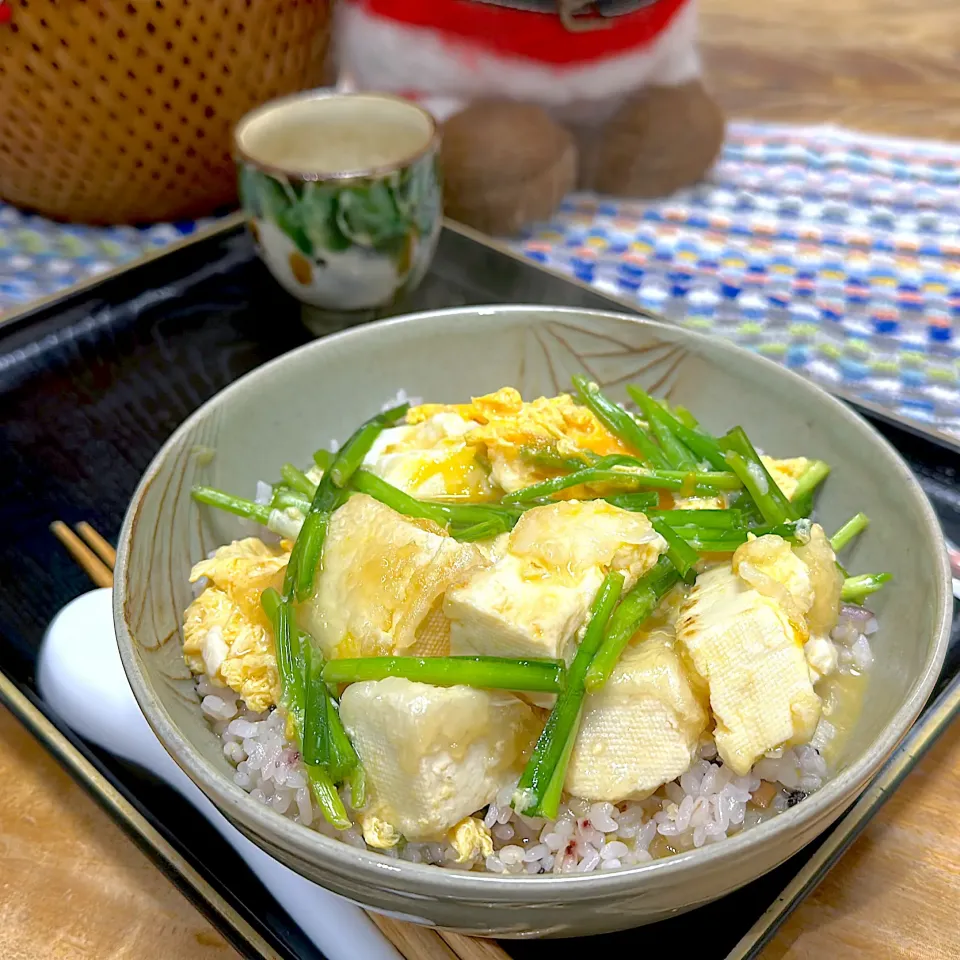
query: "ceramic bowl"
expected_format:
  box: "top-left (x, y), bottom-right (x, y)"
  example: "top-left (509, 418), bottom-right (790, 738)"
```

top-left (114, 306), bottom-right (953, 938)
top-left (234, 91), bottom-right (441, 312)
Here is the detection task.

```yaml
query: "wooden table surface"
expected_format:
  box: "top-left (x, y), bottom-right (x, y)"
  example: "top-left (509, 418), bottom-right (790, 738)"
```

top-left (4, 0), bottom-right (960, 957)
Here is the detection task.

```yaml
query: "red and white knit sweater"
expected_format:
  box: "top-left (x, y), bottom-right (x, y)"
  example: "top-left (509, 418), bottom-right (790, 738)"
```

top-left (337, 0), bottom-right (700, 123)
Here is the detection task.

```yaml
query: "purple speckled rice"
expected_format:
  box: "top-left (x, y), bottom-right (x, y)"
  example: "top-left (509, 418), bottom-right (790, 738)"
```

top-left (195, 605), bottom-right (873, 875)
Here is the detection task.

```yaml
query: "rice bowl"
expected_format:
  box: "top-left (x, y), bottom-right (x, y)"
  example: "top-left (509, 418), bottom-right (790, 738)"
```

top-left (115, 306), bottom-right (952, 936)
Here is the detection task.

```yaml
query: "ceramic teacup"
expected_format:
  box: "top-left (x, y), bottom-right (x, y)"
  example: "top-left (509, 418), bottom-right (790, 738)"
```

top-left (234, 91), bottom-right (441, 313)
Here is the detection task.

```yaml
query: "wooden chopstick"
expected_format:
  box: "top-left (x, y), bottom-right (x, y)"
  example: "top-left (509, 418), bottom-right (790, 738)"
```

top-left (50, 521), bottom-right (114, 588)
top-left (440, 932), bottom-right (514, 960)
top-left (52, 520), bottom-right (514, 960)
top-left (370, 915), bottom-right (460, 960)
top-left (75, 521), bottom-right (118, 569)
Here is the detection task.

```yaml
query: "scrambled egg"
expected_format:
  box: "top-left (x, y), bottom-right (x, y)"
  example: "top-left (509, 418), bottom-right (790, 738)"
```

top-left (448, 817), bottom-right (494, 863)
top-left (406, 388), bottom-right (632, 494)
top-left (363, 813), bottom-right (494, 860)
top-left (673, 495), bottom-right (726, 510)
top-left (183, 538), bottom-right (289, 712)
top-left (762, 456), bottom-right (811, 501)
top-left (732, 533), bottom-right (816, 628)
top-left (409, 387), bottom-right (628, 459)
top-left (362, 412), bottom-right (495, 501)
top-left (794, 523), bottom-right (844, 636)
top-left (361, 816), bottom-right (403, 850)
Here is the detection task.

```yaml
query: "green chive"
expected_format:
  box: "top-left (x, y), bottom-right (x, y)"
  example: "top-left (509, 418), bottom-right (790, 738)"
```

top-left (572, 375), bottom-right (670, 468)
top-left (313, 448), bottom-right (334, 471)
top-left (720, 427), bottom-right (797, 526)
top-left (306, 766), bottom-right (351, 830)
top-left (329, 402), bottom-right (409, 489)
top-left (650, 516), bottom-right (700, 581)
top-left (830, 513), bottom-right (870, 553)
top-left (348, 765), bottom-right (367, 811)
top-left (322, 656), bottom-right (565, 693)
top-left (191, 486), bottom-right (271, 525)
top-left (513, 571), bottom-right (624, 818)
top-left (301, 642), bottom-right (330, 767)
top-left (604, 491), bottom-right (661, 512)
top-left (519, 446), bottom-right (596, 471)
top-left (271, 487), bottom-right (312, 513)
top-left (281, 463), bottom-right (318, 498)
top-left (655, 509), bottom-right (743, 528)
top-left (352, 469), bottom-right (520, 535)
top-left (791, 460), bottom-right (831, 517)
top-left (841, 572), bottom-right (891, 604)
top-left (626, 385), bottom-right (698, 470)
top-left (502, 466), bottom-right (740, 504)
top-left (585, 557), bottom-right (679, 691)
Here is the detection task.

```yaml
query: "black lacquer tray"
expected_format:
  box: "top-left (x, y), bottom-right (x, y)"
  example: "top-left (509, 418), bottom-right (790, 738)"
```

top-left (1, 217), bottom-right (957, 960)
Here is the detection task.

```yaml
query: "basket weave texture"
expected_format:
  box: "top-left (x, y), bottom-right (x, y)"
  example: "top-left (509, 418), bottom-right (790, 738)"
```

top-left (0, 0), bottom-right (332, 224)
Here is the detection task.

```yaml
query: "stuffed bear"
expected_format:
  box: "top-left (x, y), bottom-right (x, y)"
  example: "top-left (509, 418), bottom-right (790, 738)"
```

top-left (336, 0), bottom-right (725, 236)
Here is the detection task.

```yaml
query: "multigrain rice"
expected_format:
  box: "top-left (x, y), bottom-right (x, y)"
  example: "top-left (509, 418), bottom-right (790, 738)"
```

top-left (197, 606), bottom-right (874, 874)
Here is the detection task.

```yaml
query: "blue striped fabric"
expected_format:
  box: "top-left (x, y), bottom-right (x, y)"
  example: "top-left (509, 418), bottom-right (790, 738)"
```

top-left (511, 122), bottom-right (960, 440)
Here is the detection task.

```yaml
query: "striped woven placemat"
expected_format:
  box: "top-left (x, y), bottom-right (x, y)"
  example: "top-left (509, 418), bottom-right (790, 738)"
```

top-left (0, 210), bottom-right (223, 309)
top-left (513, 122), bottom-right (960, 440)
top-left (2, 120), bottom-right (958, 439)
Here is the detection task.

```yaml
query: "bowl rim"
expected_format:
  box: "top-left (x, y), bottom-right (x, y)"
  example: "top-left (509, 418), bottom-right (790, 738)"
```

top-left (114, 304), bottom-right (953, 902)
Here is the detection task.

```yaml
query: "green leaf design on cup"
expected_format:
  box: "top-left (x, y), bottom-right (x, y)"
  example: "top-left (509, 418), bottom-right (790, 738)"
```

top-left (238, 165), bottom-right (264, 219)
top-left (335, 181), bottom-right (406, 249)
top-left (300, 183), bottom-right (350, 254)
top-left (275, 205), bottom-right (313, 258)
top-left (239, 166), bottom-right (314, 256)
top-left (256, 174), bottom-right (291, 222)
top-left (239, 146), bottom-right (440, 283)
top-left (395, 155), bottom-right (441, 237)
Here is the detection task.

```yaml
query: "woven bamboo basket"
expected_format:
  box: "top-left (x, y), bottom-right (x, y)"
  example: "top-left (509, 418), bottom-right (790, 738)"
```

top-left (0, 0), bottom-right (333, 224)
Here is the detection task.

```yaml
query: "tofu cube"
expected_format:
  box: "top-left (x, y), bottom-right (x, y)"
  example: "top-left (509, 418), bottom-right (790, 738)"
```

top-left (566, 627), bottom-right (708, 802)
top-left (445, 554), bottom-right (603, 662)
top-left (677, 566), bottom-right (822, 776)
top-left (299, 494), bottom-right (487, 659)
top-left (338, 678), bottom-right (540, 842)
top-left (445, 500), bottom-right (665, 663)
